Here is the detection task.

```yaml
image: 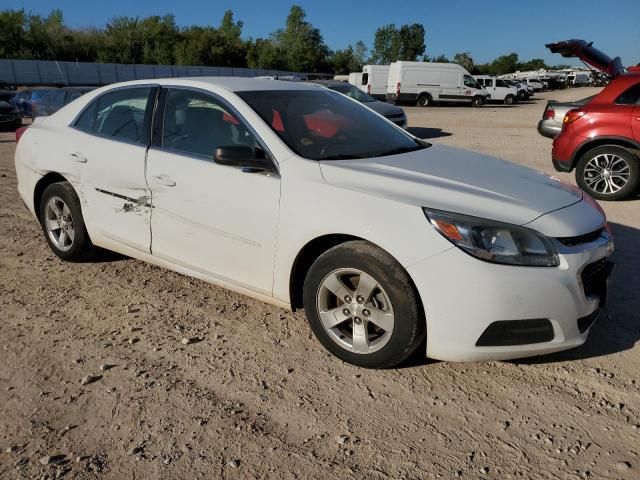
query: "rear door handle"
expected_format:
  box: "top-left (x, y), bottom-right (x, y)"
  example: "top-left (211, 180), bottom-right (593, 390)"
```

top-left (151, 174), bottom-right (176, 187)
top-left (70, 152), bottom-right (87, 163)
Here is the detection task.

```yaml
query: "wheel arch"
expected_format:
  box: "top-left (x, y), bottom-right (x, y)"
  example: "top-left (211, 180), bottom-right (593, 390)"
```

top-left (33, 172), bottom-right (71, 222)
top-left (288, 234), bottom-right (425, 325)
top-left (571, 137), bottom-right (640, 169)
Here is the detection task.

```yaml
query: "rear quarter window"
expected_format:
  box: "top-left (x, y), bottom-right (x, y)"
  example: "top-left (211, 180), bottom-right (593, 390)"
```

top-left (616, 83), bottom-right (640, 105)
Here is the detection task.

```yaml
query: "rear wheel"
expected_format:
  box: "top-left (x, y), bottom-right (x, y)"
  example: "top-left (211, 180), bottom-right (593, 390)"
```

top-left (303, 241), bottom-right (425, 368)
top-left (417, 94), bottom-right (432, 107)
top-left (504, 94), bottom-right (515, 105)
top-left (471, 96), bottom-right (484, 108)
top-left (576, 146), bottom-right (639, 201)
top-left (39, 182), bottom-right (95, 261)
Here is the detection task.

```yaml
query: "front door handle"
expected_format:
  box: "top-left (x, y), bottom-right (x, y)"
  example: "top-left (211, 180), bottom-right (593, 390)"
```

top-left (70, 152), bottom-right (87, 163)
top-left (151, 174), bottom-right (176, 187)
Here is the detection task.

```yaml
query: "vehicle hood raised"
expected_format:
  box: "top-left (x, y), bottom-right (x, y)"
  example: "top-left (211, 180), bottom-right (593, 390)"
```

top-left (545, 39), bottom-right (624, 78)
top-left (319, 144), bottom-right (583, 226)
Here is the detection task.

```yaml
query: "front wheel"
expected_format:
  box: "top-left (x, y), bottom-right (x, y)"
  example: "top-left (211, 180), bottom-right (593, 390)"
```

top-left (504, 94), bottom-right (515, 105)
top-left (576, 146), bottom-right (639, 201)
top-left (303, 241), bottom-right (425, 368)
top-left (471, 96), bottom-right (484, 108)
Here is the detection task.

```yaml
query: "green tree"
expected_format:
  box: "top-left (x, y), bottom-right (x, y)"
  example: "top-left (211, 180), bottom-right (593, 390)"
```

top-left (271, 5), bottom-right (329, 72)
top-left (453, 52), bottom-right (474, 72)
top-left (398, 23), bottom-right (425, 61)
top-left (0, 9), bottom-right (28, 58)
top-left (517, 58), bottom-right (547, 71)
top-left (371, 24), bottom-right (400, 64)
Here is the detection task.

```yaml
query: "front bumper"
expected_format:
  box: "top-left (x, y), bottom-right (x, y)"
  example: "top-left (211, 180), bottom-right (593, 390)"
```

top-left (407, 232), bottom-right (613, 362)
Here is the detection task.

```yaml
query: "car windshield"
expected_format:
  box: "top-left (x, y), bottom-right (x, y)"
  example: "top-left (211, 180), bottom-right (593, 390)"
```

top-left (329, 84), bottom-right (376, 103)
top-left (238, 89), bottom-right (427, 161)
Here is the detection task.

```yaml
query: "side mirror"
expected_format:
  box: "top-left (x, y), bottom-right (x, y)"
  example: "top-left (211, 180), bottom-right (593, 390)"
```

top-left (213, 145), bottom-right (273, 173)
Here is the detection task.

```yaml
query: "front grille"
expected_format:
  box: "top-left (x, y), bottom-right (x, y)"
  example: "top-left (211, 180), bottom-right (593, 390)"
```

top-left (385, 112), bottom-right (405, 120)
top-left (558, 228), bottom-right (604, 247)
top-left (580, 258), bottom-right (614, 299)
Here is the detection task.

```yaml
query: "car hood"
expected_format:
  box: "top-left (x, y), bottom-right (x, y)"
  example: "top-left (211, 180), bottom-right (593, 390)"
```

top-left (545, 39), bottom-right (624, 78)
top-left (363, 100), bottom-right (404, 117)
top-left (319, 144), bottom-right (583, 226)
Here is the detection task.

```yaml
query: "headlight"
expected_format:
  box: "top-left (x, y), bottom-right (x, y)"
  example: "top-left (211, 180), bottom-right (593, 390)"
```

top-left (424, 209), bottom-right (559, 267)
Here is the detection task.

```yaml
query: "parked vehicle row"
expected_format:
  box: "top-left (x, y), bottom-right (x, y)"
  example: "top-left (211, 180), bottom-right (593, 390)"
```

top-left (350, 62), bottom-right (540, 108)
top-left (5, 86), bottom-right (95, 122)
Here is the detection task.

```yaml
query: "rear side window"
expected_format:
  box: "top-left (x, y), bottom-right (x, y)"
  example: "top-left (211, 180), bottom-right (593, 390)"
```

top-left (73, 87), bottom-right (153, 143)
top-left (361, 73), bottom-right (368, 85)
top-left (616, 83), bottom-right (640, 105)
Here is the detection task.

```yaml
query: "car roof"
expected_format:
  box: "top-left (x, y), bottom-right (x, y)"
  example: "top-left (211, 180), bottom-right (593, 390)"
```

top-left (104, 76), bottom-right (326, 93)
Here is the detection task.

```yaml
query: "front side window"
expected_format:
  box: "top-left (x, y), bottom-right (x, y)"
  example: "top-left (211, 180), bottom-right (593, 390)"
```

top-left (162, 88), bottom-right (258, 158)
top-left (239, 89), bottom-right (427, 161)
top-left (616, 83), bottom-right (640, 105)
top-left (74, 87), bottom-right (152, 143)
top-left (496, 80), bottom-right (507, 88)
top-left (464, 75), bottom-right (479, 88)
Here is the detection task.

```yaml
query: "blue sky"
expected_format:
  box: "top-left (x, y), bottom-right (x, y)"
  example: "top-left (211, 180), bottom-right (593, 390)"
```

top-left (7, 0), bottom-right (640, 66)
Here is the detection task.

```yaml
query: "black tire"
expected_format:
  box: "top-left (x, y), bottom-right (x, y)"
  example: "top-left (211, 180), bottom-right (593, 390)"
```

top-left (302, 240), bottom-right (425, 369)
top-left (39, 181), bottom-right (95, 261)
top-left (417, 93), bottom-right (431, 107)
top-left (504, 94), bottom-right (515, 105)
top-left (575, 145), bottom-right (640, 201)
top-left (471, 96), bottom-right (484, 108)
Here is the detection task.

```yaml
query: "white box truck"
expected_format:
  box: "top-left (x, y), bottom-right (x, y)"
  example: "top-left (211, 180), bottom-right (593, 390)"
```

top-left (359, 65), bottom-right (390, 100)
top-left (386, 62), bottom-right (488, 107)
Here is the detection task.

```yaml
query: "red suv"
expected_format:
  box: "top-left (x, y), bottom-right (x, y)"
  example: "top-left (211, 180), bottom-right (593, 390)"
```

top-left (547, 40), bottom-right (640, 200)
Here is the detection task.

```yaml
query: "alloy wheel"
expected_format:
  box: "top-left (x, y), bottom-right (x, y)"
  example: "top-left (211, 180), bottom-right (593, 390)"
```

top-left (44, 196), bottom-right (75, 251)
top-left (316, 268), bottom-right (394, 354)
top-left (583, 153), bottom-right (631, 195)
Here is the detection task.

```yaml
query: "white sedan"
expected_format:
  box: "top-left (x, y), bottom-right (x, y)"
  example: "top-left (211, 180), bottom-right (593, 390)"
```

top-left (15, 78), bottom-right (614, 368)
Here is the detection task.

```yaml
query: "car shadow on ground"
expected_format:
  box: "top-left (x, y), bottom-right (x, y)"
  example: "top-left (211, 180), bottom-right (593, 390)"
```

top-left (406, 127), bottom-right (452, 139)
top-left (514, 221), bottom-right (640, 365)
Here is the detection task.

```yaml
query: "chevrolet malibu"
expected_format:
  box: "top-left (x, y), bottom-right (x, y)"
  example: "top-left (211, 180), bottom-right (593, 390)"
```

top-left (15, 78), bottom-right (614, 368)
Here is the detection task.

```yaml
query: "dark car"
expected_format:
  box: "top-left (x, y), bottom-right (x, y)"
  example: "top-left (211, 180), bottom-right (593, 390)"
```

top-left (12, 88), bottom-right (58, 118)
top-left (0, 89), bottom-right (21, 130)
top-left (308, 80), bottom-right (408, 128)
top-left (32, 87), bottom-right (96, 119)
top-left (548, 39), bottom-right (640, 200)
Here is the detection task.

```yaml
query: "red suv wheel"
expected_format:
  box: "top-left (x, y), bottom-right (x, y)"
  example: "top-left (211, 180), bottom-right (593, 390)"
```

top-left (576, 145), bottom-right (640, 201)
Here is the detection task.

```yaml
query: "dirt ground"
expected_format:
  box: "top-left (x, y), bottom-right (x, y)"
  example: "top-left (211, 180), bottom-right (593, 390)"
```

top-left (1, 87), bottom-right (639, 480)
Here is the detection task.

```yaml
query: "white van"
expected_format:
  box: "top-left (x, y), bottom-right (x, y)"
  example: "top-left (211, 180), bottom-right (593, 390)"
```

top-left (474, 76), bottom-right (519, 105)
top-left (568, 72), bottom-right (591, 86)
top-left (386, 62), bottom-right (488, 107)
top-left (360, 65), bottom-right (390, 100)
top-left (348, 72), bottom-right (363, 88)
